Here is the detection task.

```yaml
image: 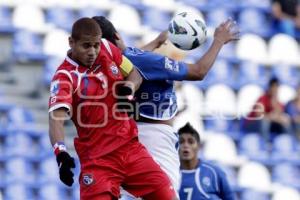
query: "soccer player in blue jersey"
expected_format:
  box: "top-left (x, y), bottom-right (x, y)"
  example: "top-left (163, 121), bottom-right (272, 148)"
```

top-left (178, 123), bottom-right (235, 200)
top-left (92, 16), bottom-right (239, 199)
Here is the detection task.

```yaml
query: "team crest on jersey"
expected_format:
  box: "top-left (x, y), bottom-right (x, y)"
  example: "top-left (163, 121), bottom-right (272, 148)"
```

top-left (110, 65), bottom-right (119, 75)
top-left (82, 174), bottom-right (94, 186)
top-left (202, 176), bottom-right (211, 187)
top-left (50, 80), bottom-right (59, 97)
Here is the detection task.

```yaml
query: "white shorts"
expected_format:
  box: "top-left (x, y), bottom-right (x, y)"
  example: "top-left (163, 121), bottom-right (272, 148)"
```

top-left (119, 122), bottom-right (180, 200)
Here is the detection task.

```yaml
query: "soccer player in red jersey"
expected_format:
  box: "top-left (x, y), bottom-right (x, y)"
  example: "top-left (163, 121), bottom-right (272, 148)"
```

top-left (48, 17), bottom-right (178, 200)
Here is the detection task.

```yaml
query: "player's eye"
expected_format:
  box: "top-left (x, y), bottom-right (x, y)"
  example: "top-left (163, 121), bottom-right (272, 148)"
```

top-left (83, 43), bottom-right (91, 49)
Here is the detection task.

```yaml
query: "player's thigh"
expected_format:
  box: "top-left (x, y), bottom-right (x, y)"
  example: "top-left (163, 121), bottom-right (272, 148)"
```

top-left (82, 192), bottom-right (118, 200)
top-left (142, 184), bottom-right (178, 200)
top-left (123, 141), bottom-right (174, 198)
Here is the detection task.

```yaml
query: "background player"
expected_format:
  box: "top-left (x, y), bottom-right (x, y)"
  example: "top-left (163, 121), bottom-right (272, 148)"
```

top-left (49, 17), bottom-right (178, 200)
top-left (93, 16), bottom-right (239, 198)
top-left (178, 123), bottom-right (235, 200)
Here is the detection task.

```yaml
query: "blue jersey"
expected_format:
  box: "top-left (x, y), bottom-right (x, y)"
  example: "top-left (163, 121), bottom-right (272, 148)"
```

top-left (123, 47), bottom-right (188, 120)
top-left (179, 160), bottom-right (235, 200)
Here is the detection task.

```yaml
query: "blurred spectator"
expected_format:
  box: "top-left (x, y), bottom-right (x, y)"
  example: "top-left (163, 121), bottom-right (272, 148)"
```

top-left (178, 122), bottom-right (235, 200)
top-left (271, 0), bottom-right (300, 37)
top-left (285, 86), bottom-right (300, 139)
top-left (242, 77), bottom-right (291, 141)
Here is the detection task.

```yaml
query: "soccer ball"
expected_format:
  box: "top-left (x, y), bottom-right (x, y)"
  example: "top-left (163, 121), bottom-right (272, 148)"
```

top-left (168, 12), bottom-right (207, 50)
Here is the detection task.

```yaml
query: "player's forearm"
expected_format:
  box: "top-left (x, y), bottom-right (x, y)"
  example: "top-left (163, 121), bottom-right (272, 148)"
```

top-left (125, 67), bottom-right (143, 92)
top-left (49, 109), bottom-right (67, 146)
top-left (186, 39), bottom-right (223, 80)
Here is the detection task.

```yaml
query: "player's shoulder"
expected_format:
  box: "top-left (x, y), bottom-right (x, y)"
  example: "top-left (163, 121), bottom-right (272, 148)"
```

top-left (200, 161), bottom-right (226, 176)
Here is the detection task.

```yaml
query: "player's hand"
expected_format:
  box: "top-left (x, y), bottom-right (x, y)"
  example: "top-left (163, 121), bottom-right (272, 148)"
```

top-left (56, 151), bottom-right (75, 186)
top-left (214, 19), bottom-right (240, 45)
top-left (116, 84), bottom-right (135, 110)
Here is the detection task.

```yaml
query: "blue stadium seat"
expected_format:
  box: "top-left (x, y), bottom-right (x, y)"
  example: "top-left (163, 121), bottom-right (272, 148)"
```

top-left (78, 7), bottom-right (106, 18)
top-left (13, 30), bottom-right (46, 62)
top-left (4, 183), bottom-right (35, 200)
top-left (39, 183), bottom-right (68, 200)
top-left (118, 0), bottom-right (146, 11)
top-left (38, 157), bottom-right (60, 184)
top-left (45, 7), bottom-right (77, 31)
top-left (238, 8), bottom-right (272, 38)
top-left (237, 61), bottom-right (268, 89)
top-left (5, 157), bottom-right (35, 185)
top-left (272, 163), bottom-right (300, 190)
top-left (7, 106), bottom-right (34, 124)
top-left (239, 133), bottom-right (270, 164)
top-left (271, 134), bottom-right (300, 164)
top-left (240, 190), bottom-right (270, 200)
top-left (238, 0), bottom-right (271, 11)
top-left (4, 131), bottom-right (37, 160)
top-left (271, 64), bottom-right (300, 88)
top-left (142, 8), bottom-right (170, 31)
top-left (199, 59), bottom-right (235, 88)
top-left (206, 7), bottom-right (233, 28)
top-left (0, 6), bottom-right (15, 33)
top-left (43, 56), bottom-right (63, 86)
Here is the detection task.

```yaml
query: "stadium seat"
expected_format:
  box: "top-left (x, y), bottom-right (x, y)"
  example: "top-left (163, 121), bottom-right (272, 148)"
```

top-left (204, 84), bottom-right (237, 116)
top-left (237, 84), bottom-right (264, 117)
top-left (77, 0), bottom-right (116, 10)
top-left (200, 59), bottom-right (235, 88)
top-left (206, 7), bottom-right (233, 28)
top-left (12, 3), bottom-right (50, 33)
top-left (268, 34), bottom-right (300, 65)
top-left (237, 62), bottom-right (268, 89)
top-left (238, 0), bottom-right (271, 10)
top-left (43, 56), bottom-right (64, 86)
top-left (13, 30), bottom-right (46, 62)
top-left (180, 83), bottom-right (204, 115)
top-left (237, 161), bottom-right (272, 192)
top-left (238, 8), bottom-right (272, 37)
top-left (4, 183), bottom-right (34, 200)
top-left (43, 28), bottom-right (69, 58)
top-left (142, 0), bottom-right (177, 11)
top-left (272, 163), bottom-right (300, 189)
top-left (173, 110), bottom-right (204, 138)
top-left (203, 132), bottom-right (243, 166)
top-left (278, 85), bottom-right (296, 105)
top-left (219, 165), bottom-right (238, 188)
top-left (5, 157), bottom-right (35, 185)
top-left (239, 133), bottom-right (270, 163)
top-left (272, 186), bottom-right (300, 200)
top-left (4, 131), bottom-right (37, 160)
top-left (45, 7), bottom-right (77, 31)
top-left (108, 4), bottom-right (145, 36)
top-left (240, 190), bottom-right (270, 200)
top-left (271, 64), bottom-right (299, 88)
top-left (39, 183), bottom-right (68, 200)
top-left (78, 7), bottom-right (106, 18)
top-left (7, 106), bottom-right (34, 124)
top-left (39, 157), bottom-right (60, 184)
top-left (271, 134), bottom-right (300, 163)
top-left (142, 8), bottom-right (171, 31)
top-left (236, 34), bottom-right (268, 64)
top-left (0, 6), bottom-right (15, 33)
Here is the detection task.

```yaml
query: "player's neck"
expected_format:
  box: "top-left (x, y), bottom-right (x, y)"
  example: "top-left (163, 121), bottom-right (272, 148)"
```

top-left (181, 158), bottom-right (199, 170)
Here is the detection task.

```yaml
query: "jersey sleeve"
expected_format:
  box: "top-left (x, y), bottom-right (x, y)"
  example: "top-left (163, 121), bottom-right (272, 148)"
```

top-left (123, 47), bottom-right (188, 81)
top-left (217, 169), bottom-right (235, 200)
top-left (107, 40), bottom-right (123, 66)
top-left (48, 71), bottom-right (74, 113)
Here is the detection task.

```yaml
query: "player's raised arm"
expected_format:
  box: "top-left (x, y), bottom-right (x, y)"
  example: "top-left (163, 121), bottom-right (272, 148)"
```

top-left (140, 31), bottom-right (168, 51)
top-left (185, 19), bottom-right (239, 80)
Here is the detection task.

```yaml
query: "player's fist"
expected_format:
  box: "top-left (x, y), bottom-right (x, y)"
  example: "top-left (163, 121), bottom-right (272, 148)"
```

top-left (56, 151), bottom-right (75, 186)
top-left (116, 84), bottom-right (135, 110)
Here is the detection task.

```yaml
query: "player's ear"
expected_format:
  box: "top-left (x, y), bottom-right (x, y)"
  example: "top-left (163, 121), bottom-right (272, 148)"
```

top-left (69, 36), bottom-right (74, 48)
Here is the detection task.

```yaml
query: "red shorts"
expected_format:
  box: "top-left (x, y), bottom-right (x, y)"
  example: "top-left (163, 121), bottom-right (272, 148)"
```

top-left (78, 138), bottom-right (175, 199)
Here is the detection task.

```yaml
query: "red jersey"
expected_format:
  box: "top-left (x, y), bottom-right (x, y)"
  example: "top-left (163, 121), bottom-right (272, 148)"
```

top-left (49, 39), bottom-right (138, 159)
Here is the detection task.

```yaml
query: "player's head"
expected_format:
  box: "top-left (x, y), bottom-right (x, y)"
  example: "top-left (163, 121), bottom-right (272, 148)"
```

top-left (69, 17), bottom-right (102, 67)
top-left (178, 122), bottom-right (201, 162)
top-left (267, 77), bottom-right (279, 96)
top-left (92, 16), bottom-right (126, 49)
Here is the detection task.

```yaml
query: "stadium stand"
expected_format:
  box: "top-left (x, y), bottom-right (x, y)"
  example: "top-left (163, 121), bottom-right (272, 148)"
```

top-left (0, 0), bottom-right (300, 200)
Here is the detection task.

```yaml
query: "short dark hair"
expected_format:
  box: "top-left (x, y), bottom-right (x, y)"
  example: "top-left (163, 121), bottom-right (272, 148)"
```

top-left (268, 77), bottom-right (279, 87)
top-left (92, 16), bottom-right (118, 45)
top-left (71, 17), bottom-right (102, 41)
top-left (178, 122), bottom-right (200, 144)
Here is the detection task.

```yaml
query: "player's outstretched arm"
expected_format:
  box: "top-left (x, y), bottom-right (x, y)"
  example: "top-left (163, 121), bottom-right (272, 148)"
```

top-left (185, 19), bottom-right (239, 80)
top-left (49, 108), bottom-right (75, 187)
top-left (140, 30), bottom-right (168, 51)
